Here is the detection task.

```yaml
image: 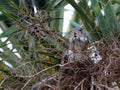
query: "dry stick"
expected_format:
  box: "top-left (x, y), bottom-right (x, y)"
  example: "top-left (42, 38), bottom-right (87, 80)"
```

top-left (81, 83), bottom-right (84, 90)
top-left (13, 63), bottom-right (73, 89)
top-left (32, 75), bottom-right (58, 90)
top-left (60, 60), bottom-right (77, 67)
top-left (32, 64), bottom-right (59, 78)
top-left (90, 76), bottom-right (94, 90)
top-left (58, 61), bottom-right (78, 90)
top-left (94, 83), bottom-right (114, 90)
top-left (44, 84), bottom-right (55, 90)
top-left (14, 64), bottom-right (60, 79)
top-left (96, 85), bottom-right (102, 90)
top-left (90, 84), bottom-right (94, 90)
top-left (20, 64), bottom-right (59, 89)
top-left (98, 84), bottom-right (114, 90)
top-left (74, 77), bottom-right (87, 90)
top-left (21, 78), bottom-right (32, 90)
top-left (0, 77), bottom-right (8, 87)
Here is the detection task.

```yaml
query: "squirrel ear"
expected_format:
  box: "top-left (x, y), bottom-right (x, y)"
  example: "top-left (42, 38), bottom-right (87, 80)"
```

top-left (81, 24), bottom-right (85, 30)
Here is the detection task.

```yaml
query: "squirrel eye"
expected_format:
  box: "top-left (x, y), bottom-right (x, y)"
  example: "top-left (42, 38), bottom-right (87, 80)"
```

top-left (79, 29), bottom-right (82, 31)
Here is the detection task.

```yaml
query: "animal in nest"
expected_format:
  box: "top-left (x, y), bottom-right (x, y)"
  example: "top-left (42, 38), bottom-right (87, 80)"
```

top-left (69, 25), bottom-right (88, 51)
top-left (62, 25), bottom-right (89, 64)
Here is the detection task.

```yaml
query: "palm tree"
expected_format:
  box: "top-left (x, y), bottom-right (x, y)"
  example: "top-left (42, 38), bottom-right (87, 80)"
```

top-left (0, 0), bottom-right (120, 89)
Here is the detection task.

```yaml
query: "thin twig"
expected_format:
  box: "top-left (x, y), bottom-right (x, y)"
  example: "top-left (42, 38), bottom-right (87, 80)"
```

top-left (21, 78), bottom-right (32, 90)
top-left (13, 64), bottom-right (60, 79)
top-left (32, 64), bottom-right (60, 78)
top-left (93, 83), bottom-right (114, 90)
top-left (74, 77), bottom-right (87, 90)
top-left (0, 77), bottom-right (8, 87)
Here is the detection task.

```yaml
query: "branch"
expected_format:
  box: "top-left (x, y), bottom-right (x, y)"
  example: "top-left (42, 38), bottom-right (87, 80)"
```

top-left (74, 77), bottom-right (87, 90)
top-left (21, 78), bottom-right (32, 90)
top-left (32, 75), bottom-right (58, 90)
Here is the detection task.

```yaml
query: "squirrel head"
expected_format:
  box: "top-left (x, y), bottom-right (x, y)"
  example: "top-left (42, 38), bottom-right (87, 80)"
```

top-left (69, 25), bottom-right (88, 51)
top-left (69, 25), bottom-right (87, 43)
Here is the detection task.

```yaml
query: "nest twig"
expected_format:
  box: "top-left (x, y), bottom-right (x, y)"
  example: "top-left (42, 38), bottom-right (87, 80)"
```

top-left (32, 38), bottom-right (120, 90)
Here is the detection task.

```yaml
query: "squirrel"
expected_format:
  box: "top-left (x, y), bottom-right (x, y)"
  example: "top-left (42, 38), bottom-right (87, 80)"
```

top-left (62, 25), bottom-right (89, 64)
top-left (69, 25), bottom-right (88, 51)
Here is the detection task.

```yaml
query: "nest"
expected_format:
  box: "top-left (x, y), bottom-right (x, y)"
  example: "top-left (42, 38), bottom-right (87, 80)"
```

top-left (32, 39), bottom-right (120, 90)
